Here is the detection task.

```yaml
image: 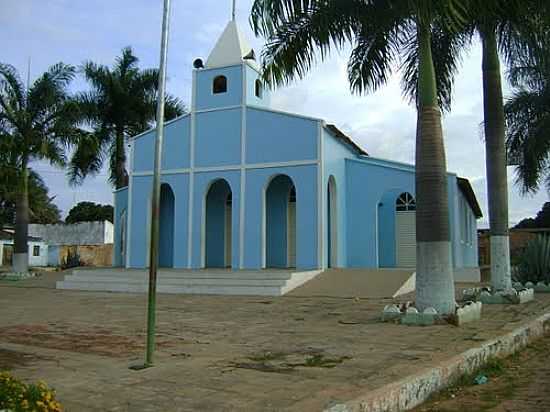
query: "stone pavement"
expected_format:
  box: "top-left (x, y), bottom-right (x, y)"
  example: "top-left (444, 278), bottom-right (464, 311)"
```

top-left (1, 272), bottom-right (550, 411)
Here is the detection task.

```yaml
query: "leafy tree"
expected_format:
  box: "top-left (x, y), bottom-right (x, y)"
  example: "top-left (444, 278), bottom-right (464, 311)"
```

top-left (0, 62), bottom-right (80, 273)
top-left (0, 170), bottom-right (61, 226)
top-left (251, 0), bottom-right (469, 314)
top-left (69, 47), bottom-right (186, 189)
top-left (515, 202), bottom-right (550, 229)
top-left (406, 0), bottom-right (546, 291)
top-left (506, 26), bottom-right (550, 194)
top-left (65, 201), bottom-right (114, 224)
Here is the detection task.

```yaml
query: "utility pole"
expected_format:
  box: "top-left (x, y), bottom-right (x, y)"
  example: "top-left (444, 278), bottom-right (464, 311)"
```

top-left (142, 0), bottom-right (172, 368)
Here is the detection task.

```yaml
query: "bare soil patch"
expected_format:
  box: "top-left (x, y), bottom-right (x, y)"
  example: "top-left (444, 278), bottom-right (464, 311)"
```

top-left (0, 323), bottom-right (175, 358)
top-left (414, 333), bottom-right (550, 412)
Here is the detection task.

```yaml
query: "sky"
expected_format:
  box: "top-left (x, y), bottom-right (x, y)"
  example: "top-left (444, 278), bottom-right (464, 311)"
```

top-left (2, 0), bottom-right (548, 227)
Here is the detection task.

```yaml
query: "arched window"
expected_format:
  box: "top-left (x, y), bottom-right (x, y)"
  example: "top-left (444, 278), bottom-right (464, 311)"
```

top-left (396, 192), bottom-right (416, 211)
top-left (213, 75), bottom-right (227, 94)
top-left (255, 79), bottom-right (263, 98)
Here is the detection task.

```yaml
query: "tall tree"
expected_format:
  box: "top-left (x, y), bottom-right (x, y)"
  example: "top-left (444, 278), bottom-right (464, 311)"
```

top-left (506, 23), bottom-right (550, 194)
top-left (69, 47), bottom-right (186, 189)
top-left (0, 62), bottom-right (80, 273)
top-left (65, 201), bottom-right (114, 224)
top-left (251, 0), bottom-right (468, 314)
top-left (397, 0), bottom-right (545, 291)
top-left (0, 169), bottom-right (61, 226)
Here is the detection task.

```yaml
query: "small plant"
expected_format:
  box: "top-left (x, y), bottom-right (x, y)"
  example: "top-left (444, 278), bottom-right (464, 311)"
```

top-left (60, 248), bottom-right (81, 270)
top-left (512, 235), bottom-right (550, 284)
top-left (0, 371), bottom-right (63, 411)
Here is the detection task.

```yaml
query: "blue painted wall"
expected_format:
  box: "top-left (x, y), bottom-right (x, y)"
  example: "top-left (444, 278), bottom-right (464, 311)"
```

top-left (246, 108), bottom-right (318, 164)
top-left (195, 65), bottom-right (243, 111)
top-left (322, 127), bottom-right (357, 267)
top-left (243, 165), bottom-right (318, 269)
top-left (195, 109), bottom-right (242, 167)
top-left (245, 64), bottom-right (271, 108)
top-left (128, 174), bottom-right (189, 268)
top-left (133, 116), bottom-right (190, 172)
top-left (346, 158), bottom-right (479, 269)
top-left (113, 187), bottom-right (128, 267)
top-left (346, 158), bottom-right (416, 268)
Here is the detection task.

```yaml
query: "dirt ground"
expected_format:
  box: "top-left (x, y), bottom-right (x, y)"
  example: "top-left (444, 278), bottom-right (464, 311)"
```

top-left (413, 333), bottom-right (550, 412)
top-left (1, 271), bottom-right (550, 411)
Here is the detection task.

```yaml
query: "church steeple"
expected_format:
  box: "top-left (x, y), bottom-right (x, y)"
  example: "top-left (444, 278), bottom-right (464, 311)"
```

top-left (192, 4), bottom-right (270, 111)
top-left (205, 20), bottom-right (253, 69)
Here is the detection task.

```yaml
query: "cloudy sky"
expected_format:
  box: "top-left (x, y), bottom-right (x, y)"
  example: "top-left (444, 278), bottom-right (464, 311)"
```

top-left (3, 0), bottom-right (548, 227)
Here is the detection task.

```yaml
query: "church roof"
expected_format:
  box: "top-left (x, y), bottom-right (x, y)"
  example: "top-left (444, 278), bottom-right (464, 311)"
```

top-left (325, 124), bottom-right (369, 156)
top-left (457, 177), bottom-right (483, 218)
top-left (206, 20), bottom-right (254, 69)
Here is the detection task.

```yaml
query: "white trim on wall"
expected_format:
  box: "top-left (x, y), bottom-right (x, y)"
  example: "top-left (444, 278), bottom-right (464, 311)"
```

top-left (187, 70), bottom-right (197, 268)
top-left (125, 140), bottom-right (134, 268)
top-left (195, 104), bottom-right (242, 114)
top-left (239, 63), bottom-right (247, 269)
top-left (131, 159), bottom-right (319, 177)
top-left (317, 121), bottom-right (323, 269)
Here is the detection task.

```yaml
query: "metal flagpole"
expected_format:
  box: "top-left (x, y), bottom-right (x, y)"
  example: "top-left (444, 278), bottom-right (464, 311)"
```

top-left (144, 0), bottom-right (172, 368)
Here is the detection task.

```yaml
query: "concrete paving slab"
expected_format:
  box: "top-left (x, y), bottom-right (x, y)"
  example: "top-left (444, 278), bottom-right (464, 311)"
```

top-left (0, 282), bottom-right (549, 411)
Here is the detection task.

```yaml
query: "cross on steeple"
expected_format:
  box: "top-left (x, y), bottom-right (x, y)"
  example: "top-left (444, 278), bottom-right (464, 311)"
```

top-left (232, 0), bottom-right (236, 21)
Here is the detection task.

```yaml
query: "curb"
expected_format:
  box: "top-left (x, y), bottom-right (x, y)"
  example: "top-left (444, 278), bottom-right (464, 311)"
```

top-left (326, 311), bottom-right (550, 412)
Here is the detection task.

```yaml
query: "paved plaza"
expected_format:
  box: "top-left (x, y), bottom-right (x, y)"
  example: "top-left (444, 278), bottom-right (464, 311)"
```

top-left (1, 271), bottom-right (550, 411)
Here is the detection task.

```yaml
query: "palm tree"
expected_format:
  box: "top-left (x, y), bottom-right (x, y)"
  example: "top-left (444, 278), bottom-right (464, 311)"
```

top-left (0, 63), bottom-right (80, 273)
top-left (69, 47), bottom-right (186, 189)
top-left (505, 31), bottom-right (550, 193)
top-left (251, 0), bottom-right (468, 314)
top-left (430, 0), bottom-right (546, 292)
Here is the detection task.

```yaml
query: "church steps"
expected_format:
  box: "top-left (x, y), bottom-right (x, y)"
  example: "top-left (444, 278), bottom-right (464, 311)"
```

top-left (56, 269), bottom-right (322, 296)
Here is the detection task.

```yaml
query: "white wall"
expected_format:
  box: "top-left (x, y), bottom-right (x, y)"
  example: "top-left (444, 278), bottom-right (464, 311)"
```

top-left (28, 221), bottom-right (113, 245)
top-left (0, 240), bottom-right (48, 267)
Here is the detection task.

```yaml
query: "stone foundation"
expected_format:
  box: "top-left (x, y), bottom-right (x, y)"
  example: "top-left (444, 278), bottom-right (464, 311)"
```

top-left (463, 287), bottom-right (535, 304)
top-left (382, 301), bottom-right (482, 326)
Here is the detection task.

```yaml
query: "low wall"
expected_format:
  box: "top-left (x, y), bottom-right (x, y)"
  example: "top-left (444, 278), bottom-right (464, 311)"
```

top-left (28, 221), bottom-right (113, 245)
top-left (478, 228), bottom-right (550, 266)
top-left (57, 244), bottom-right (113, 267)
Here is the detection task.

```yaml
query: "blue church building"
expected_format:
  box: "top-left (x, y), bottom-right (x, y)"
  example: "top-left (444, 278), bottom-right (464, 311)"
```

top-left (112, 20), bottom-right (482, 279)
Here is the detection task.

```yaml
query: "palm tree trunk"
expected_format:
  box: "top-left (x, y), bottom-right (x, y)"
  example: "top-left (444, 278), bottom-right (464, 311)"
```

top-left (481, 28), bottom-right (512, 291)
top-left (415, 23), bottom-right (455, 314)
top-left (115, 129), bottom-right (128, 189)
top-left (13, 162), bottom-right (29, 273)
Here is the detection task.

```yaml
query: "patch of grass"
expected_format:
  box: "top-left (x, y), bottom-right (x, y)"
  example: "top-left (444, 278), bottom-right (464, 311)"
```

top-left (303, 354), bottom-right (352, 368)
top-left (248, 351), bottom-right (287, 362)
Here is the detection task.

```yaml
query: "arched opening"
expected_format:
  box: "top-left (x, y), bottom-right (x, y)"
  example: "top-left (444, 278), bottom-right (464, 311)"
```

top-left (255, 79), bottom-right (263, 98)
top-left (159, 184), bottom-right (175, 268)
top-left (327, 176), bottom-right (338, 267)
top-left (213, 75), bottom-right (227, 94)
top-left (395, 192), bottom-right (416, 268)
top-left (205, 179), bottom-right (232, 268)
top-left (264, 175), bottom-right (296, 268)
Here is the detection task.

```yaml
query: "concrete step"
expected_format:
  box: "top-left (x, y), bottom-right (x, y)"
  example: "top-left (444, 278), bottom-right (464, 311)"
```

top-left (56, 269), bottom-right (322, 296)
top-left (59, 275), bottom-right (288, 287)
top-left (70, 269), bottom-right (294, 280)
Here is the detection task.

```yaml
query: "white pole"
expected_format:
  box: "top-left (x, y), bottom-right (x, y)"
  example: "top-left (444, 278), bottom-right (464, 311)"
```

top-left (145, 0), bottom-right (172, 367)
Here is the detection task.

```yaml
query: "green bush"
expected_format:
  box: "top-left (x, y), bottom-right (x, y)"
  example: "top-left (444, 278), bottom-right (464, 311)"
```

top-left (512, 235), bottom-right (550, 284)
top-left (0, 371), bottom-right (62, 411)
